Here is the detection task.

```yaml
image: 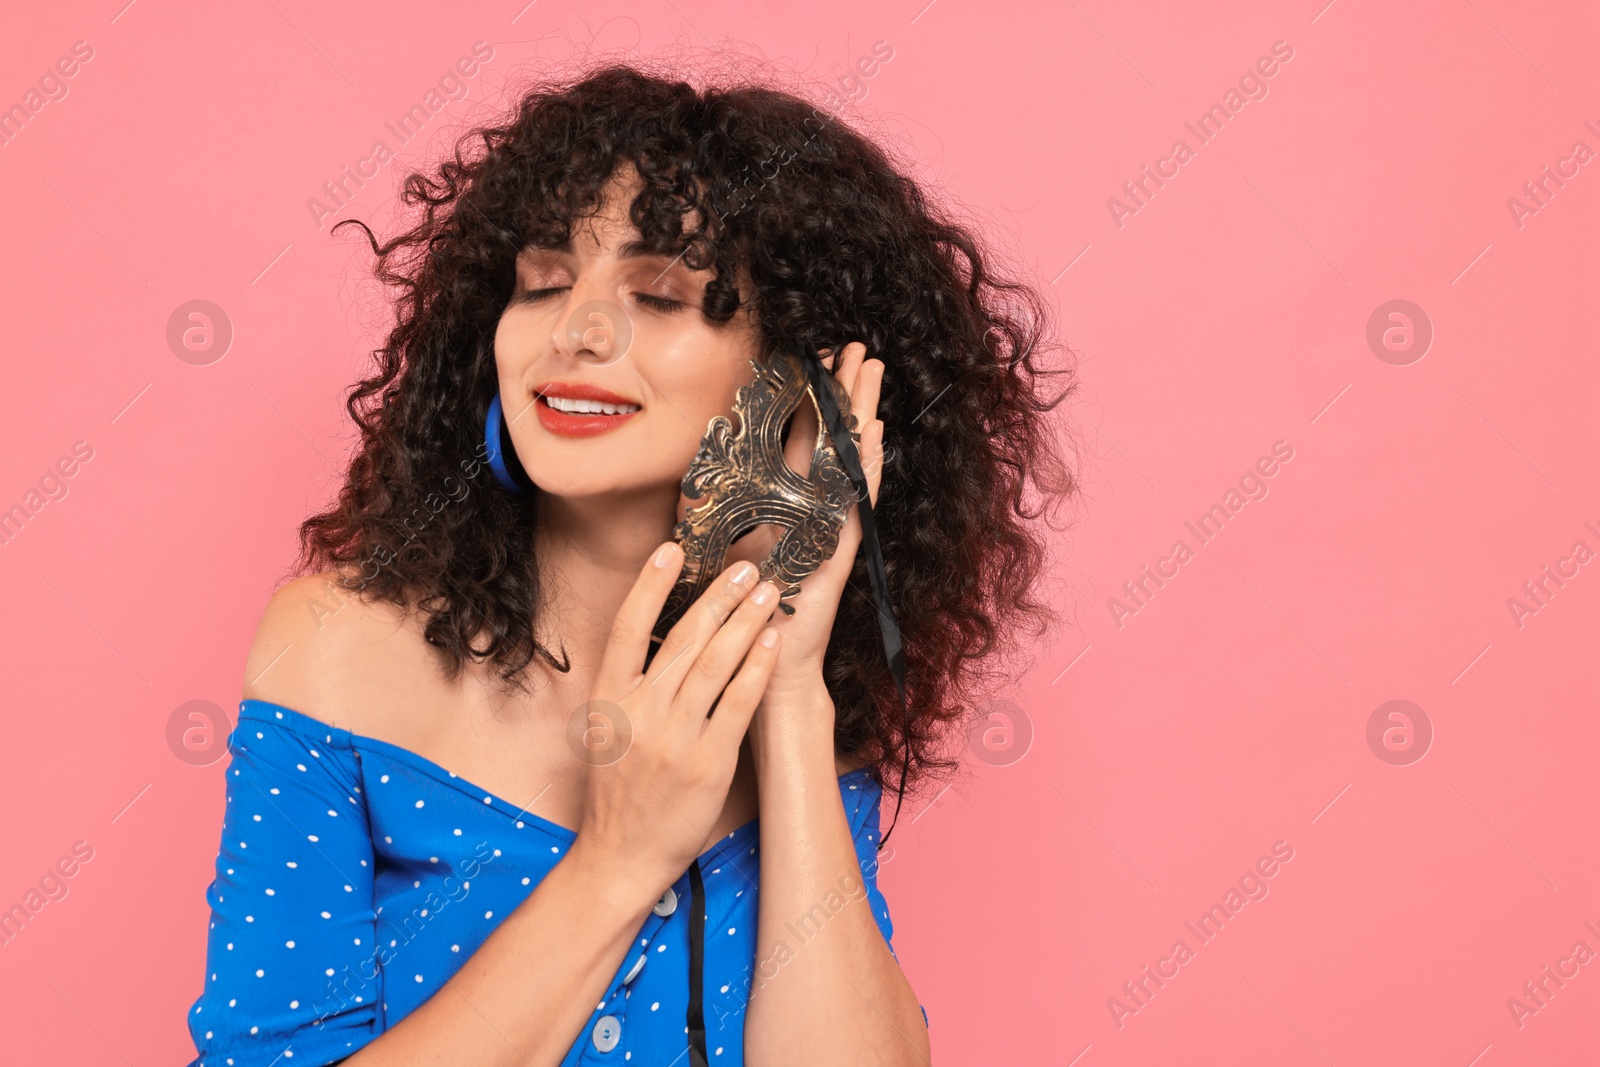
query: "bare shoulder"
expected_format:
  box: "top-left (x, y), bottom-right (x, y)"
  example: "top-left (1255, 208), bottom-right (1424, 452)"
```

top-left (242, 569), bottom-right (444, 739)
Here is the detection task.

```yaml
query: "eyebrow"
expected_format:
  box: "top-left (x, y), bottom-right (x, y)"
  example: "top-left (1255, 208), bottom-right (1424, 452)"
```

top-left (519, 238), bottom-right (705, 288)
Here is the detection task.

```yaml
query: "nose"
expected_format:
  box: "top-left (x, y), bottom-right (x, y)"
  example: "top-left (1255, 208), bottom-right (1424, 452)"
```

top-left (548, 273), bottom-right (634, 368)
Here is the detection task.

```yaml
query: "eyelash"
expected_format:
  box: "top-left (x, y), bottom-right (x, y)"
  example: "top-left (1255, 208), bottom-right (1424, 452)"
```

top-left (519, 286), bottom-right (684, 312)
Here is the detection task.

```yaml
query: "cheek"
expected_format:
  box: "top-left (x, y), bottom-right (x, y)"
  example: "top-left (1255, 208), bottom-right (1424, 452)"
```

top-left (492, 307), bottom-right (545, 387)
top-left (660, 381), bottom-right (739, 461)
top-left (652, 343), bottom-right (757, 433)
top-left (490, 316), bottom-right (518, 389)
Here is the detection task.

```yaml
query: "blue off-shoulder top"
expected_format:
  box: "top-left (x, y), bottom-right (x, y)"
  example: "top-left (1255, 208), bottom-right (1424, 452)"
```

top-left (186, 699), bottom-right (897, 1067)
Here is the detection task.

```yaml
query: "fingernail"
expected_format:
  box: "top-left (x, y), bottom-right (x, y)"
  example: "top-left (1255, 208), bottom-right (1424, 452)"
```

top-left (760, 628), bottom-right (779, 648)
top-left (654, 542), bottom-right (679, 568)
top-left (733, 562), bottom-right (757, 585)
top-left (751, 582), bottom-right (775, 605)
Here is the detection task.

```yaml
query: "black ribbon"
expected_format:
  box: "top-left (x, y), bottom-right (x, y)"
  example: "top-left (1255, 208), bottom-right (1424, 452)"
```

top-left (686, 858), bottom-right (709, 1067)
top-left (799, 344), bottom-right (911, 853)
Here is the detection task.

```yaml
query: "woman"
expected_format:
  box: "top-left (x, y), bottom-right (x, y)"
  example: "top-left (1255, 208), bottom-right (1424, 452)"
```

top-left (186, 63), bottom-right (1073, 1066)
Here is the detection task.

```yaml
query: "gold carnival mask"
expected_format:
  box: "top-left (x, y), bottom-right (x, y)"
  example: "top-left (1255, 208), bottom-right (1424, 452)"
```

top-left (648, 345), bottom-right (861, 644)
top-left (513, 337), bottom-right (909, 853)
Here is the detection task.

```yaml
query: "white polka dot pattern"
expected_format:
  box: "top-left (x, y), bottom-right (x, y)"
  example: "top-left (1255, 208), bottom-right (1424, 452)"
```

top-left (184, 699), bottom-right (897, 1066)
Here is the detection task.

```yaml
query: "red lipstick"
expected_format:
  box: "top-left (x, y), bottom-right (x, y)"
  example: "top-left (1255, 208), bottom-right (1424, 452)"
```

top-left (531, 381), bottom-right (641, 438)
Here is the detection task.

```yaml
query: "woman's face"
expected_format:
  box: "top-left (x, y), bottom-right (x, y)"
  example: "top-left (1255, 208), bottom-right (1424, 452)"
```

top-left (493, 164), bottom-right (760, 503)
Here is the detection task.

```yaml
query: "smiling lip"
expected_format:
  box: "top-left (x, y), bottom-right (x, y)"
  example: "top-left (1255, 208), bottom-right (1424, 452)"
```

top-left (532, 381), bottom-right (641, 438)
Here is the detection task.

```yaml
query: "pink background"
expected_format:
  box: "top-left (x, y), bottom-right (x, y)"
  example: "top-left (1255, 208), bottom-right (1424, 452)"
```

top-left (2, 0), bottom-right (1597, 1062)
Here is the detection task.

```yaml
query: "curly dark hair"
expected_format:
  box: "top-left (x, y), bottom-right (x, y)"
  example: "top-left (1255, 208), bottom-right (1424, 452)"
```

top-left (294, 58), bottom-right (1078, 824)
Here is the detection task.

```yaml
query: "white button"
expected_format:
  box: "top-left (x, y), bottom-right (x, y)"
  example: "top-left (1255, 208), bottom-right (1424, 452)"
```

top-left (592, 1014), bottom-right (621, 1052)
top-left (652, 887), bottom-right (677, 917)
top-left (622, 954), bottom-right (646, 985)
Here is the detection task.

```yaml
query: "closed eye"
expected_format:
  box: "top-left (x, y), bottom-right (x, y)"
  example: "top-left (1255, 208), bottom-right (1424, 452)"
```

top-left (517, 287), bottom-right (684, 313)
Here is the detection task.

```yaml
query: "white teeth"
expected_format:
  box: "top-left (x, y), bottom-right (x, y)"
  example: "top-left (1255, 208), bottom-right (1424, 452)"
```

top-left (545, 396), bottom-right (640, 415)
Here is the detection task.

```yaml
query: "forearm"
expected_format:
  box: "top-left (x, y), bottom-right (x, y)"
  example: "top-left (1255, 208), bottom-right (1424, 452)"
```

top-left (744, 686), bottom-right (931, 1066)
top-left (345, 837), bottom-right (658, 1067)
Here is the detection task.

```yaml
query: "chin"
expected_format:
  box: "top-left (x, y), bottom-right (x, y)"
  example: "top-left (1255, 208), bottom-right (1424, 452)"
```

top-left (519, 420), bottom-right (702, 500)
top-left (526, 465), bottom-right (683, 502)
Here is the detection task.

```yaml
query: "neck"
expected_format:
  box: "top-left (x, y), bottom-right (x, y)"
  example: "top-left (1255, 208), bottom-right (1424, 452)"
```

top-left (532, 484), bottom-right (681, 680)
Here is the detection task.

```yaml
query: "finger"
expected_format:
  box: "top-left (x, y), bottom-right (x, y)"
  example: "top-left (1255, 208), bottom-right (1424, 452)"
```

top-left (838, 341), bottom-right (867, 396)
top-left (597, 541), bottom-right (687, 687)
top-left (671, 580), bottom-right (781, 719)
top-left (832, 346), bottom-right (863, 428)
top-left (852, 357), bottom-right (883, 431)
top-left (702, 626), bottom-right (781, 752)
top-left (808, 345), bottom-right (867, 473)
top-left (643, 559), bottom-right (760, 693)
top-left (846, 360), bottom-right (884, 505)
top-left (822, 422), bottom-right (882, 581)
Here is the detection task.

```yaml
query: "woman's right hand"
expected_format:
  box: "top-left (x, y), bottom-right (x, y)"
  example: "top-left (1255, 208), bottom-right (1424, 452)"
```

top-left (571, 540), bottom-right (782, 896)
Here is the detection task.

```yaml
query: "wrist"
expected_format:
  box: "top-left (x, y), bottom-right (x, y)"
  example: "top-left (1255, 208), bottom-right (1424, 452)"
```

top-left (750, 682), bottom-right (837, 772)
top-left (563, 832), bottom-right (674, 922)
top-left (755, 670), bottom-right (833, 715)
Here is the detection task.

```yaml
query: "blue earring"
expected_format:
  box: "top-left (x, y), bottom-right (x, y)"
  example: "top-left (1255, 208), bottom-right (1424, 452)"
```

top-left (484, 393), bottom-right (532, 496)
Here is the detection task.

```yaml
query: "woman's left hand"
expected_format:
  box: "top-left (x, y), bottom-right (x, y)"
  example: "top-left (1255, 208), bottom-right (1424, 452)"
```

top-left (694, 341), bottom-right (885, 703)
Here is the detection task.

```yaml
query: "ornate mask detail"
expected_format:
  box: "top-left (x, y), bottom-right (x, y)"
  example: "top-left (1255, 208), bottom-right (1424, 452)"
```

top-left (650, 346), bottom-right (860, 644)
top-left (615, 338), bottom-right (906, 852)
